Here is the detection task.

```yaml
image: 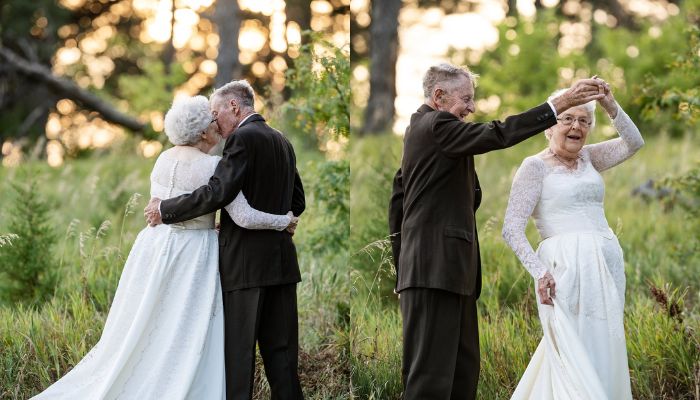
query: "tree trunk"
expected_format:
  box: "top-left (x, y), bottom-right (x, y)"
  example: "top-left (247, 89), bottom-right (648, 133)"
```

top-left (507, 0), bottom-right (518, 17)
top-left (214, 0), bottom-right (243, 88)
top-left (589, 0), bottom-right (637, 29)
top-left (162, 0), bottom-right (176, 80)
top-left (286, 0), bottom-right (311, 38)
top-left (362, 0), bottom-right (401, 135)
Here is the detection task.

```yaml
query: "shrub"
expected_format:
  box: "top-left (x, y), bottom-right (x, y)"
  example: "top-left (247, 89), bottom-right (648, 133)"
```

top-left (0, 170), bottom-right (58, 306)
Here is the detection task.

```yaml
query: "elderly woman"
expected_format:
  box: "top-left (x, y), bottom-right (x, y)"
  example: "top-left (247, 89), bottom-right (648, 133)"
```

top-left (502, 83), bottom-right (643, 399)
top-left (32, 96), bottom-right (295, 399)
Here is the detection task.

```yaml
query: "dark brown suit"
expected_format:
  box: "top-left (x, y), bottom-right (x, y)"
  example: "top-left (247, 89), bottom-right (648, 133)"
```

top-left (161, 114), bottom-right (305, 400)
top-left (389, 103), bottom-right (556, 399)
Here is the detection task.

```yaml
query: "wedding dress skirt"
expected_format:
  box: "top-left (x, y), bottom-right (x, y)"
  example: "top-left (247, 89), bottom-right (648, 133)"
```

top-left (510, 231), bottom-right (632, 400)
top-left (31, 148), bottom-right (234, 400)
top-left (32, 224), bottom-right (225, 399)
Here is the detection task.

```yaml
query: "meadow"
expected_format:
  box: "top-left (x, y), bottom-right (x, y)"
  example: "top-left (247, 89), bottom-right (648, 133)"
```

top-left (349, 126), bottom-right (700, 399)
top-left (0, 138), bottom-right (350, 399)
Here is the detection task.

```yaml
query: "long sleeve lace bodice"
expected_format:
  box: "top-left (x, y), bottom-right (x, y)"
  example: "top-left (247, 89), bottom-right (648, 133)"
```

top-left (502, 157), bottom-right (549, 278)
top-left (151, 147), bottom-right (291, 231)
top-left (502, 104), bottom-right (643, 279)
top-left (584, 104), bottom-right (644, 171)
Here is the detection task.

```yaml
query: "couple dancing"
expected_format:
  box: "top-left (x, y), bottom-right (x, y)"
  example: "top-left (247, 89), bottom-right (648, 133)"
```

top-left (389, 63), bottom-right (643, 399)
top-left (33, 81), bottom-right (306, 399)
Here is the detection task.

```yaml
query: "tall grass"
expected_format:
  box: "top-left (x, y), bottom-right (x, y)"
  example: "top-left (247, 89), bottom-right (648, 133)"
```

top-left (0, 146), bottom-right (349, 399)
top-left (350, 132), bottom-right (700, 399)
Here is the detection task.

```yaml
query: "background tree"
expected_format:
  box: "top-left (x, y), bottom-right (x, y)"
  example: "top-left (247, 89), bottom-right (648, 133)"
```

top-left (214, 0), bottom-right (242, 87)
top-left (361, 0), bottom-right (401, 135)
top-left (286, 0), bottom-right (311, 38)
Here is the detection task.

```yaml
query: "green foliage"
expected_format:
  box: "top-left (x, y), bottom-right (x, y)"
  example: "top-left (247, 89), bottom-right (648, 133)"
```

top-left (636, 24), bottom-right (700, 133)
top-left (0, 170), bottom-right (58, 306)
top-left (349, 136), bottom-right (403, 300)
top-left (0, 0), bottom-right (71, 58)
top-left (117, 60), bottom-right (189, 114)
top-left (303, 159), bottom-right (349, 253)
top-left (284, 34), bottom-right (350, 150)
top-left (461, 2), bottom-right (700, 139)
top-left (468, 10), bottom-right (575, 116)
top-left (292, 158), bottom-right (350, 377)
top-left (665, 164), bottom-right (700, 217)
top-left (116, 60), bottom-right (190, 140)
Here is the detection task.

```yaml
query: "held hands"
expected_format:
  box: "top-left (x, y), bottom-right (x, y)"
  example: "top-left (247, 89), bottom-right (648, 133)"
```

top-left (551, 77), bottom-right (608, 114)
top-left (591, 75), bottom-right (618, 118)
top-left (537, 271), bottom-right (556, 306)
top-left (144, 198), bottom-right (163, 227)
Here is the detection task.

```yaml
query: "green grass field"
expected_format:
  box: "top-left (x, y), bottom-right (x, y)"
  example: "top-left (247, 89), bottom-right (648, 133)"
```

top-left (350, 130), bottom-right (700, 399)
top-left (1, 126), bottom-right (698, 399)
top-left (0, 142), bottom-right (350, 399)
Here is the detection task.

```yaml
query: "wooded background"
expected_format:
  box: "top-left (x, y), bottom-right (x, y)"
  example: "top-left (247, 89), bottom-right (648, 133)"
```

top-left (352, 0), bottom-right (699, 136)
top-left (1, 0), bottom-right (350, 166)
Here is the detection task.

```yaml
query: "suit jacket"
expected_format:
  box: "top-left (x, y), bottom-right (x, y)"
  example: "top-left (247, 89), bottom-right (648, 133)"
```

top-left (161, 114), bottom-right (305, 291)
top-left (388, 103), bottom-right (556, 296)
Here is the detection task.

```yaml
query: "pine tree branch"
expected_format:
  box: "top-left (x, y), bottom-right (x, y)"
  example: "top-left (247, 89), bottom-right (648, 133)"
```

top-left (0, 45), bottom-right (146, 132)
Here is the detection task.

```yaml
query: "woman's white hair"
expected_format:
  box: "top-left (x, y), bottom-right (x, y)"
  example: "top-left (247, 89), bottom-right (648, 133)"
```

top-left (548, 88), bottom-right (597, 129)
top-left (163, 95), bottom-right (211, 146)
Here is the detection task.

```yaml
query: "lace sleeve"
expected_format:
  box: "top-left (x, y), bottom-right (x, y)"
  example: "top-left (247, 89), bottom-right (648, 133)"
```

top-left (502, 156), bottom-right (549, 279)
top-left (224, 192), bottom-right (292, 231)
top-left (585, 104), bottom-right (644, 172)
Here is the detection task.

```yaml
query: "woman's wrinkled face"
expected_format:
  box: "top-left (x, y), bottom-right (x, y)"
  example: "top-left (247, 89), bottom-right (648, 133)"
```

top-left (547, 107), bottom-right (592, 155)
top-left (199, 118), bottom-right (222, 152)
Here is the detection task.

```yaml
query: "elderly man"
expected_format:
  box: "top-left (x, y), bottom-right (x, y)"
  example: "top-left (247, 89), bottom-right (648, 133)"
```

top-left (388, 63), bottom-right (606, 399)
top-left (145, 80), bottom-right (305, 400)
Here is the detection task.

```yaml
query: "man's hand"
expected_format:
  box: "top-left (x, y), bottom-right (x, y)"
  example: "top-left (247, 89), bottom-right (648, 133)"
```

top-left (551, 77), bottom-right (607, 114)
top-left (144, 197), bottom-right (163, 227)
top-left (285, 212), bottom-right (298, 235)
top-left (537, 271), bottom-right (556, 306)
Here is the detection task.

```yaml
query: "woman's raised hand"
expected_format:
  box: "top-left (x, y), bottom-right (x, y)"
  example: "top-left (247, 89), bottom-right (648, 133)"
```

top-left (592, 75), bottom-right (618, 118)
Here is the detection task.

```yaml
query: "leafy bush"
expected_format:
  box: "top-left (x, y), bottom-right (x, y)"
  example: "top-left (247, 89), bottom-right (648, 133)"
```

top-left (283, 34), bottom-right (350, 151)
top-left (303, 159), bottom-right (349, 254)
top-left (0, 170), bottom-right (58, 306)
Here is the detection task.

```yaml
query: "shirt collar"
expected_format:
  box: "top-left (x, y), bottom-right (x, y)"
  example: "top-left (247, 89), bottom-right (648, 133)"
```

top-left (237, 113), bottom-right (259, 128)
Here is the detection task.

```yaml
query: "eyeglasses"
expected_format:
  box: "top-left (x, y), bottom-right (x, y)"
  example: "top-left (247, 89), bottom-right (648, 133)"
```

top-left (557, 115), bottom-right (591, 128)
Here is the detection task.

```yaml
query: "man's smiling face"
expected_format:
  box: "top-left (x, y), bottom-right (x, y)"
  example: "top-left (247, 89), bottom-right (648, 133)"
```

top-left (436, 75), bottom-right (476, 120)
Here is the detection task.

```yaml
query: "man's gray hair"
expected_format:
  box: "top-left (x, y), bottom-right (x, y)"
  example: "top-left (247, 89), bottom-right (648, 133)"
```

top-left (163, 95), bottom-right (211, 146)
top-left (548, 88), bottom-right (596, 131)
top-left (422, 63), bottom-right (479, 99)
top-left (211, 79), bottom-right (256, 109)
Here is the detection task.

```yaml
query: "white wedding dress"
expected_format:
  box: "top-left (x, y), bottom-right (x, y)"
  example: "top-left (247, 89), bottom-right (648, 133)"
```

top-left (502, 105), bottom-right (644, 400)
top-left (32, 146), bottom-right (292, 400)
